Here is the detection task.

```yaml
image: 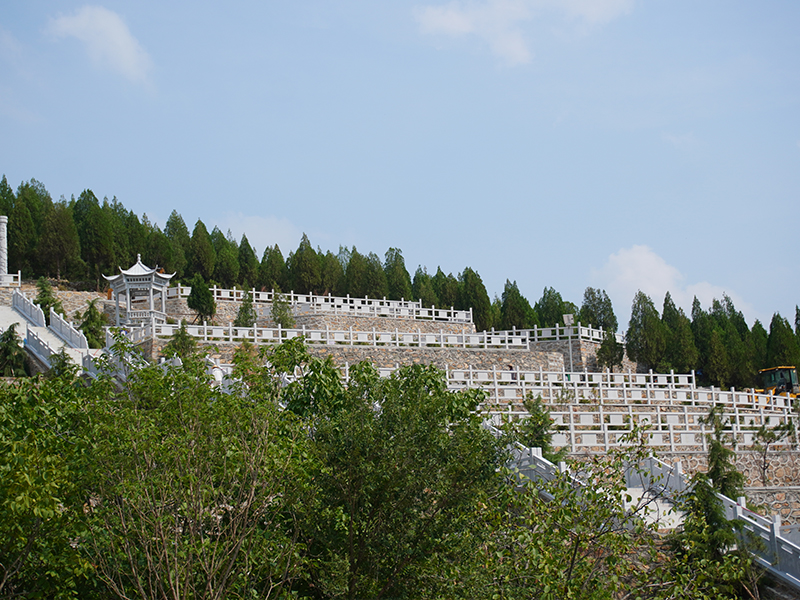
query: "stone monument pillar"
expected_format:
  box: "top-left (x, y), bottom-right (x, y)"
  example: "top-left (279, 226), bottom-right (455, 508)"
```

top-left (0, 216), bottom-right (7, 277)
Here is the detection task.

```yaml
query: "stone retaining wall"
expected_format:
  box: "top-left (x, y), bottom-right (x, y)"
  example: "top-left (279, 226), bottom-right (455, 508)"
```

top-left (163, 297), bottom-right (473, 334)
top-left (744, 488), bottom-right (800, 524)
top-left (529, 339), bottom-right (637, 373)
top-left (652, 450), bottom-right (800, 490)
top-left (144, 337), bottom-right (563, 373)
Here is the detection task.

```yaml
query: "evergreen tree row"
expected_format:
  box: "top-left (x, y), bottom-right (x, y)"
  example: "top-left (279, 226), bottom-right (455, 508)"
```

top-left (3, 175), bottom-right (797, 386)
top-left (626, 290), bottom-right (800, 388)
top-left (0, 176), bottom-right (601, 332)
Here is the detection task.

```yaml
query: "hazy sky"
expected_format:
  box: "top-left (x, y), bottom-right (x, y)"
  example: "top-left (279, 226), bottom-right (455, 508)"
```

top-left (1, 1), bottom-right (798, 328)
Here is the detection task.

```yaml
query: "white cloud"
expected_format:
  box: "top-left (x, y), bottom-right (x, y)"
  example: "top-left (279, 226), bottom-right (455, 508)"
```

top-left (592, 245), bottom-right (757, 329)
top-left (218, 213), bottom-right (302, 259)
top-left (47, 5), bottom-right (152, 85)
top-left (662, 131), bottom-right (697, 150)
top-left (558, 0), bottom-right (634, 25)
top-left (414, 0), bottom-right (633, 65)
top-left (414, 0), bottom-right (533, 65)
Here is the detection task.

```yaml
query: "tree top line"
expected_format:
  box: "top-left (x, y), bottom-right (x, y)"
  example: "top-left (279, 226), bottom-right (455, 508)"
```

top-left (2, 175), bottom-right (799, 387)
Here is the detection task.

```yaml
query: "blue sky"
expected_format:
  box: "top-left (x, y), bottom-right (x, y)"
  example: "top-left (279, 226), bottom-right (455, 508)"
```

top-left (1, 1), bottom-right (798, 329)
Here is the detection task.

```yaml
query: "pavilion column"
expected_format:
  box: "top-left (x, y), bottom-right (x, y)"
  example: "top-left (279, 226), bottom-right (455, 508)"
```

top-left (115, 291), bottom-right (120, 326)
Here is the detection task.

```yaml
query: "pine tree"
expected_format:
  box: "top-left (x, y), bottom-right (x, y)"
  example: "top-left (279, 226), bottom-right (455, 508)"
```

top-left (318, 249), bottom-right (344, 296)
top-left (0, 323), bottom-right (28, 377)
top-left (79, 299), bottom-right (108, 349)
top-left (164, 210), bottom-right (190, 278)
top-left (344, 247), bottom-right (368, 297)
top-left (702, 405), bottom-right (745, 499)
top-left (501, 280), bottom-right (536, 330)
top-left (288, 234), bottom-right (320, 294)
top-left (535, 287), bottom-right (569, 328)
top-left (163, 321), bottom-right (198, 358)
top-left (187, 274), bottom-right (216, 323)
top-left (259, 245), bottom-right (288, 291)
top-left (0, 174), bottom-right (14, 215)
top-left (432, 267), bottom-right (459, 308)
top-left (363, 252), bottom-right (388, 299)
top-left (766, 313), bottom-right (800, 370)
top-left (384, 248), bottom-right (413, 301)
top-left (596, 329), bottom-right (624, 370)
top-left (271, 287), bottom-right (295, 328)
top-left (34, 277), bottom-right (65, 326)
top-left (37, 200), bottom-right (82, 280)
top-left (457, 267), bottom-right (491, 332)
top-left (625, 291), bottom-right (666, 370)
top-left (214, 241), bottom-right (240, 288)
top-left (661, 293), bottom-right (699, 373)
top-left (748, 320), bottom-right (769, 375)
top-left (412, 267), bottom-right (438, 308)
top-left (190, 220), bottom-right (216, 280)
top-left (72, 189), bottom-right (115, 281)
top-left (234, 292), bottom-right (258, 328)
top-left (578, 287), bottom-right (618, 332)
top-left (237, 234), bottom-right (259, 289)
top-left (706, 329), bottom-right (731, 389)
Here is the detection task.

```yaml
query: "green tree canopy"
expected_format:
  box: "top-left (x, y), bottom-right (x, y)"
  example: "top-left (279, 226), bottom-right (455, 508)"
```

top-left (626, 290), bottom-right (666, 370)
top-left (766, 313), bottom-right (800, 370)
top-left (79, 299), bottom-right (108, 349)
top-left (72, 189), bottom-right (115, 281)
top-left (318, 249), bottom-right (344, 296)
top-left (164, 210), bottom-right (190, 277)
top-left (501, 280), bottom-right (537, 330)
top-left (288, 233), bottom-right (320, 294)
top-left (186, 273), bottom-right (216, 323)
top-left (412, 266), bottom-right (438, 308)
top-left (534, 286), bottom-right (578, 329)
top-left (37, 200), bottom-right (83, 280)
top-left (259, 244), bottom-right (288, 291)
top-left (578, 287), bottom-right (618, 332)
top-left (383, 247), bottom-right (413, 301)
top-left (189, 219), bottom-right (215, 280)
top-left (432, 267), bottom-right (459, 308)
top-left (237, 234), bottom-right (259, 289)
top-left (457, 267), bottom-right (492, 332)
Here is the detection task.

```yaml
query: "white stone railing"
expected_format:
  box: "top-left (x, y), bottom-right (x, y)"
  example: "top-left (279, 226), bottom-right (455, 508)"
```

top-left (25, 327), bottom-right (56, 365)
top-left (541, 403), bottom-right (794, 453)
top-left (126, 309), bottom-right (168, 323)
top-left (634, 455), bottom-right (800, 590)
top-left (504, 437), bottom-right (800, 591)
top-left (340, 364), bottom-right (795, 453)
top-left (49, 308), bottom-right (88, 349)
top-left (447, 366), bottom-right (793, 412)
top-left (0, 271), bottom-right (21, 287)
top-left (138, 321), bottom-right (619, 349)
top-left (12, 290), bottom-right (45, 327)
top-left (166, 286), bottom-right (474, 323)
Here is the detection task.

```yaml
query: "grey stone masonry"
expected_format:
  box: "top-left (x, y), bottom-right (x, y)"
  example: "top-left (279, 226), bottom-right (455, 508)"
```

top-left (0, 284), bottom-right (107, 322)
top-left (144, 336), bottom-right (563, 373)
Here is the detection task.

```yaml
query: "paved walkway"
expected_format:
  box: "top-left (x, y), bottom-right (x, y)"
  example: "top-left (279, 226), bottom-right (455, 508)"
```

top-left (0, 304), bottom-right (93, 367)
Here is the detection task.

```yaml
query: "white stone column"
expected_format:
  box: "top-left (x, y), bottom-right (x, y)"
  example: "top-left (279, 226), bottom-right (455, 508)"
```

top-left (0, 215), bottom-right (7, 277)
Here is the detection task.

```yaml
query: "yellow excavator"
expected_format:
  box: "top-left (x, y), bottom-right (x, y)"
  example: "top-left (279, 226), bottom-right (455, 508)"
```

top-left (758, 366), bottom-right (799, 397)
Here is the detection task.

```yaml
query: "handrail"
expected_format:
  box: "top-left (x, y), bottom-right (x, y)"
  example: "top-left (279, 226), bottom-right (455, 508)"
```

top-left (165, 286), bottom-right (473, 323)
top-left (634, 455), bottom-right (800, 590)
top-left (143, 321), bottom-right (623, 349)
top-left (49, 308), bottom-right (88, 349)
top-left (0, 271), bottom-right (21, 287)
top-left (12, 290), bottom-right (45, 327)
